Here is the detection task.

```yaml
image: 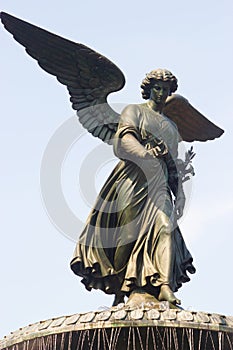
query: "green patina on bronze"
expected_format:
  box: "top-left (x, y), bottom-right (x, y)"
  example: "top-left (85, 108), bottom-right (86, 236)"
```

top-left (0, 12), bottom-right (225, 309)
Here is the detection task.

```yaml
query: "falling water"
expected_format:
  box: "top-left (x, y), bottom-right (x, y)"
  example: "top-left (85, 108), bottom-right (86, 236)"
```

top-left (3, 327), bottom-right (233, 350)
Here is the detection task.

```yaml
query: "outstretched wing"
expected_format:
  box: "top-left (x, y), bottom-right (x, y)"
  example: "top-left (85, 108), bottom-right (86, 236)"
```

top-left (164, 94), bottom-right (224, 142)
top-left (0, 12), bottom-right (125, 144)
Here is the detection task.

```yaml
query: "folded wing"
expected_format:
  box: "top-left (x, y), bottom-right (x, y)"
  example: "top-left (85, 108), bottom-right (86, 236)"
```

top-left (164, 94), bottom-right (224, 142)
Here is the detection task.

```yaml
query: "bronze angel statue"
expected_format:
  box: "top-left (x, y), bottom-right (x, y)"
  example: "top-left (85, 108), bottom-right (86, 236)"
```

top-left (1, 12), bottom-right (224, 307)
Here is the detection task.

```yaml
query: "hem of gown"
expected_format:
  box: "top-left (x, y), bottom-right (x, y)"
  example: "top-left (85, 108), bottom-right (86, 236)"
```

top-left (70, 257), bottom-right (196, 295)
top-left (70, 258), bottom-right (120, 295)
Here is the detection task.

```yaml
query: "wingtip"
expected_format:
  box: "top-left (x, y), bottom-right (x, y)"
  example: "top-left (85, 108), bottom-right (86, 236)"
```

top-left (219, 128), bottom-right (225, 137)
top-left (214, 126), bottom-right (225, 140)
top-left (0, 12), bottom-right (20, 24)
top-left (0, 11), bottom-right (8, 19)
top-left (0, 11), bottom-right (11, 24)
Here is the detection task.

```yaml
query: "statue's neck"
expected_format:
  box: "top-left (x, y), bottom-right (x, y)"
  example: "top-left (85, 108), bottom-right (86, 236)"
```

top-left (146, 100), bottom-right (164, 113)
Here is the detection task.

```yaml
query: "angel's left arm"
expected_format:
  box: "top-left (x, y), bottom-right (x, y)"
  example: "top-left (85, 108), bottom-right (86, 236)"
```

top-left (164, 127), bottom-right (186, 217)
top-left (167, 156), bottom-right (185, 199)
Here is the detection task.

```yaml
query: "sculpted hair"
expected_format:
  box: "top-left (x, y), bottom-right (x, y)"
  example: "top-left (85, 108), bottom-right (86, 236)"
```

top-left (141, 69), bottom-right (178, 100)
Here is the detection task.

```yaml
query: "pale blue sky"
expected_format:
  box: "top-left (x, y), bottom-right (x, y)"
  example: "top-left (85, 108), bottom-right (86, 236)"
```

top-left (0, 0), bottom-right (233, 339)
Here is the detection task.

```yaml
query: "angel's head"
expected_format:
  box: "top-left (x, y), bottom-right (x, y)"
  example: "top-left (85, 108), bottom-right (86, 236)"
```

top-left (141, 69), bottom-right (178, 100)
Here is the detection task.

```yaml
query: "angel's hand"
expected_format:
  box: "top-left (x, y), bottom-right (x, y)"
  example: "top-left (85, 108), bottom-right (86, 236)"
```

top-left (175, 195), bottom-right (186, 220)
top-left (149, 141), bottom-right (168, 158)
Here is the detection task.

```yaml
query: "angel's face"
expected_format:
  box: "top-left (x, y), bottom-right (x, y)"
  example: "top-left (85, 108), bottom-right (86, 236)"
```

top-left (149, 81), bottom-right (171, 105)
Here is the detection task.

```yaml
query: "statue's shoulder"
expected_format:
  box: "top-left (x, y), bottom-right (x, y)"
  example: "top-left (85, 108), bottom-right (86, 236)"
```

top-left (162, 113), bottom-right (179, 129)
top-left (123, 103), bottom-right (142, 111)
top-left (120, 103), bottom-right (144, 117)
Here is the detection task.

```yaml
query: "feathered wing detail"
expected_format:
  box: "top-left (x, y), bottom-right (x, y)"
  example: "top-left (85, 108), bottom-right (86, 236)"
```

top-left (0, 12), bottom-right (125, 144)
top-left (164, 94), bottom-right (224, 142)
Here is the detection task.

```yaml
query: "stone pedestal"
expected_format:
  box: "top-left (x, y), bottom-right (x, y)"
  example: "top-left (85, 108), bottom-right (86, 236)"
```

top-left (1, 303), bottom-right (233, 349)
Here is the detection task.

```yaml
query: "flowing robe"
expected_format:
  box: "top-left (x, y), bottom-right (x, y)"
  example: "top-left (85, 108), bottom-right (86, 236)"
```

top-left (70, 104), bottom-right (195, 295)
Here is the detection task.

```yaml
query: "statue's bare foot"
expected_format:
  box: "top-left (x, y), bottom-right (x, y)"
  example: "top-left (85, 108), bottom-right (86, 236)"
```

top-left (158, 285), bottom-right (181, 305)
top-left (112, 292), bottom-right (125, 307)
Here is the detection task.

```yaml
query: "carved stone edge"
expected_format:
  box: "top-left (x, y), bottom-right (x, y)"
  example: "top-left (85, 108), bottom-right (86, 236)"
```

top-left (1, 305), bottom-right (233, 349)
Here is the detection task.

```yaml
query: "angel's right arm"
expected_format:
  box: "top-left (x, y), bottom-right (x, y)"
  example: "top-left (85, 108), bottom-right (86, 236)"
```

top-left (113, 105), bottom-right (153, 164)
